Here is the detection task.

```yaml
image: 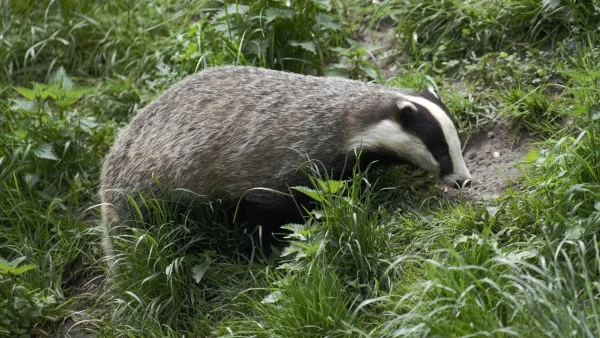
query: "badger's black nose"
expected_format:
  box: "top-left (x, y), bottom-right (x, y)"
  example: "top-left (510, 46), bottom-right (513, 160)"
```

top-left (454, 179), bottom-right (472, 189)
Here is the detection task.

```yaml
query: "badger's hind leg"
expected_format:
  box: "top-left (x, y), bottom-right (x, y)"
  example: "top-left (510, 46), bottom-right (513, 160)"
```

top-left (99, 188), bottom-right (139, 278)
top-left (100, 202), bottom-right (121, 277)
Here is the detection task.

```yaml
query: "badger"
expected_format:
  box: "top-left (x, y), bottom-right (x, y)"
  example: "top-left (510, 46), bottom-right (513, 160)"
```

top-left (99, 66), bottom-right (471, 272)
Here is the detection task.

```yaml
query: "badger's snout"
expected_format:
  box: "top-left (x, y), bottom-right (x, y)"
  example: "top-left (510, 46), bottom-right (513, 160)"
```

top-left (441, 173), bottom-right (473, 189)
top-left (453, 178), bottom-right (472, 189)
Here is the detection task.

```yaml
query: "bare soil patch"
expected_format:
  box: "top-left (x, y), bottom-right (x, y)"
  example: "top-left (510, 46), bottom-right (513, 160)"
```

top-left (448, 119), bottom-right (536, 200)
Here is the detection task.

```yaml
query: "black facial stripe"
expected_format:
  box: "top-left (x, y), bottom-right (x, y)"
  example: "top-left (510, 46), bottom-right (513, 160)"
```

top-left (418, 90), bottom-right (459, 128)
top-left (402, 102), bottom-right (454, 177)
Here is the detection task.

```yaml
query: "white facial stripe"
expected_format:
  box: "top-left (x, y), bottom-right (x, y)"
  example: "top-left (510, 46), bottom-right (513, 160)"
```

top-left (398, 94), bottom-right (471, 181)
top-left (427, 86), bottom-right (439, 99)
top-left (347, 120), bottom-right (440, 176)
top-left (398, 101), bottom-right (417, 112)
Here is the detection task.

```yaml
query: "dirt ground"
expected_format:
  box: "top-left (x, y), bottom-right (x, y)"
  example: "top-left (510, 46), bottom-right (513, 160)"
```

top-left (455, 119), bottom-right (534, 199)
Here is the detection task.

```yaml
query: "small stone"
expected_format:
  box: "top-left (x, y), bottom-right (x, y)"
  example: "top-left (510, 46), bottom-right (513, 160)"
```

top-left (488, 131), bottom-right (495, 138)
top-left (469, 152), bottom-right (477, 160)
top-left (493, 151), bottom-right (500, 158)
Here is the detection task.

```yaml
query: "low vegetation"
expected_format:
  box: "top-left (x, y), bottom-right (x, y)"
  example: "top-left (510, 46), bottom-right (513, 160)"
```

top-left (1, 0), bottom-right (599, 337)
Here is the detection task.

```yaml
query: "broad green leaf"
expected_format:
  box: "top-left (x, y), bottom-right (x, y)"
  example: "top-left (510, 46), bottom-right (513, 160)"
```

top-left (453, 233), bottom-right (483, 247)
top-left (311, 0), bottom-right (331, 10)
top-left (72, 87), bottom-right (93, 97)
top-left (10, 99), bottom-right (37, 111)
top-left (317, 13), bottom-right (341, 30)
top-left (48, 66), bottom-right (73, 89)
top-left (289, 41), bottom-right (316, 54)
top-left (215, 4), bottom-right (250, 19)
top-left (295, 240), bottom-right (324, 255)
top-left (565, 225), bottom-right (584, 240)
top-left (277, 260), bottom-right (305, 271)
top-left (591, 105), bottom-right (600, 120)
top-left (6, 256), bottom-right (26, 267)
top-left (281, 243), bottom-right (302, 257)
top-left (486, 206), bottom-right (499, 217)
top-left (261, 291), bottom-right (282, 304)
top-left (524, 149), bottom-right (539, 162)
top-left (291, 186), bottom-right (325, 203)
top-left (34, 82), bottom-right (51, 100)
top-left (362, 64), bottom-right (379, 80)
top-left (24, 173), bottom-right (40, 188)
top-left (505, 249), bottom-right (538, 261)
top-left (55, 98), bottom-right (79, 108)
top-left (325, 67), bottom-right (349, 78)
top-left (192, 256), bottom-right (212, 284)
top-left (79, 118), bottom-right (100, 132)
top-left (10, 264), bottom-right (38, 276)
top-left (281, 223), bottom-right (315, 236)
top-left (311, 209), bottom-right (324, 219)
top-left (13, 86), bottom-right (37, 101)
top-left (265, 8), bottom-right (295, 23)
top-left (316, 179), bottom-right (345, 194)
top-left (0, 256), bottom-right (37, 276)
top-left (33, 143), bottom-right (59, 161)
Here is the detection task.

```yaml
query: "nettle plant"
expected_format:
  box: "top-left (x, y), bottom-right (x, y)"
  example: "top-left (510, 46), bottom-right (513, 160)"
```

top-left (327, 38), bottom-right (383, 82)
top-left (174, 0), bottom-right (347, 75)
top-left (0, 256), bottom-right (55, 336)
top-left (3, 67), bottom-right (110, 199)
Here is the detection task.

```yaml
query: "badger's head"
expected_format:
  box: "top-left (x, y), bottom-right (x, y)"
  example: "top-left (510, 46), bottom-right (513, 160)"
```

top-left (350, 86), bottom-right (472, 189)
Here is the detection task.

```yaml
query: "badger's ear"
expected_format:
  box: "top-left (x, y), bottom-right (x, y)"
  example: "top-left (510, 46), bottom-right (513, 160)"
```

top-left (420, 85), bottom-right (440, 101)
top-left (392, 101), bottom-right (418, 124)
top-left (427, 86), bottom-right (439, 98)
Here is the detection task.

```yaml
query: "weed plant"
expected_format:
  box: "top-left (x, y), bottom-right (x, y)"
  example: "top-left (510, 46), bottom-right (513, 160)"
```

top-left (392, 0), bottom-right (600, 63)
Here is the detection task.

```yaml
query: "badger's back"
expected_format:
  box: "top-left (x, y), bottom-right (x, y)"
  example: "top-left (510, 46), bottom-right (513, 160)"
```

top-left (100, 66), bottom-right (403, 208)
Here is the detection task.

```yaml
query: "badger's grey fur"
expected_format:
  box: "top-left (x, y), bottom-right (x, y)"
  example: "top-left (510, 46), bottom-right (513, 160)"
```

top-left (99, 66), bottom-right (471, 272)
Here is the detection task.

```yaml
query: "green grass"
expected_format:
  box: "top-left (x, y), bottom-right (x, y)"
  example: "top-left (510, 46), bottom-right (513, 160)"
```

top-left (390, 0), bottom-right (599, 64)
top-left (2, 0), bottom-right (600, 337)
